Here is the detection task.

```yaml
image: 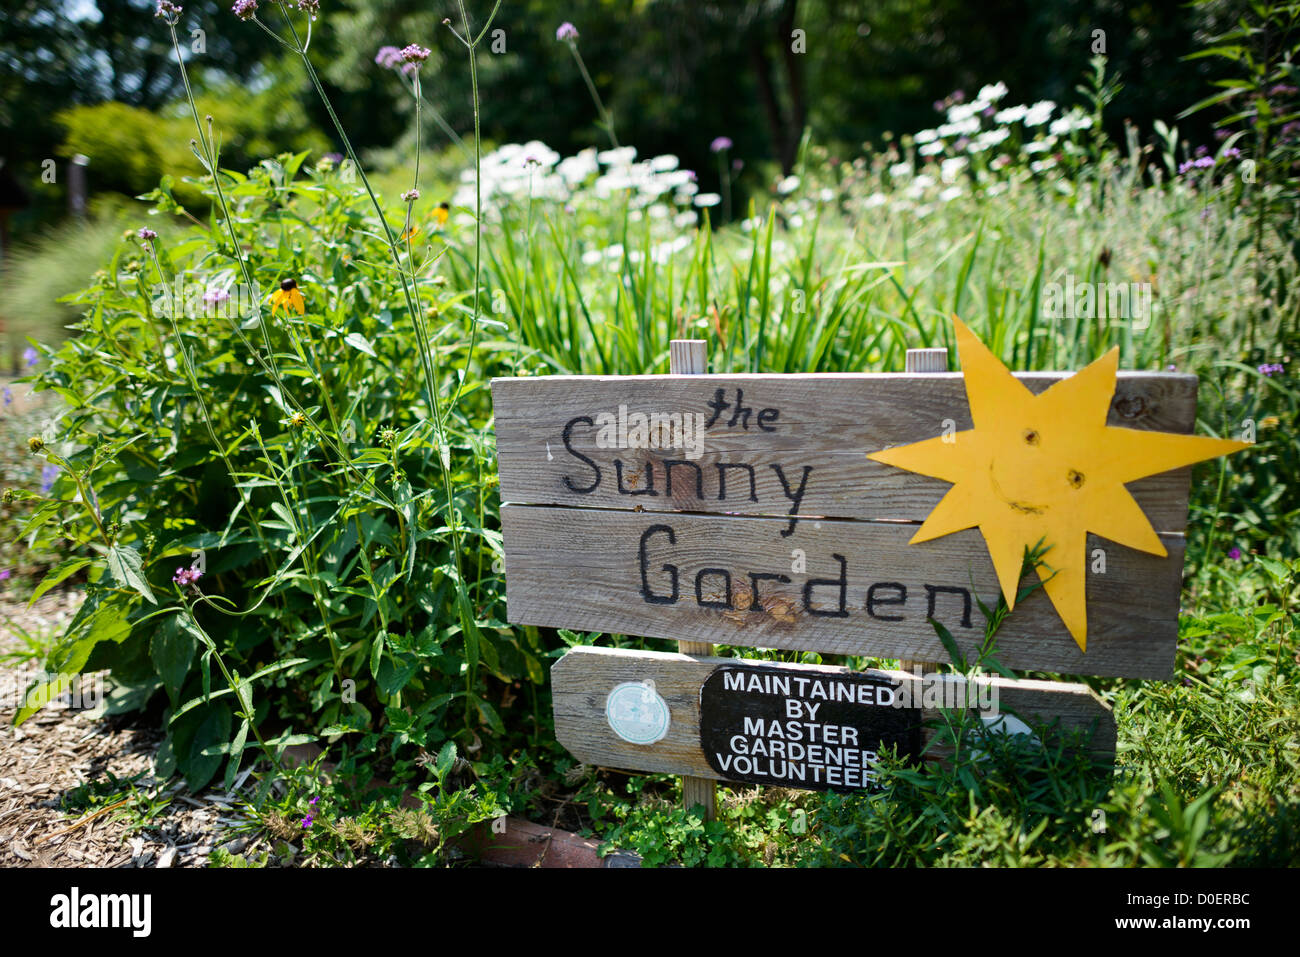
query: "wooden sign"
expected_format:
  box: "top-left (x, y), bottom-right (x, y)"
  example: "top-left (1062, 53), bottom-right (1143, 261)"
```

top-left (552, 647), bottom-right (1116, 790)
top-left (492, 372), bottom-right (1199, 679)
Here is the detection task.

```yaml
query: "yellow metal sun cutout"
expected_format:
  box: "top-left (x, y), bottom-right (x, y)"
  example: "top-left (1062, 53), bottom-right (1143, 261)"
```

top-left (868, 317), bottom-right (1250, 652)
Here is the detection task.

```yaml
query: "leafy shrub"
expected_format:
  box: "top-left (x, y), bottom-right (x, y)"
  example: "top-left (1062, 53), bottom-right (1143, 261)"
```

top-left (56, 71), bottom-right (330, 206)
top-left (15, 149), bottom-right (533, 791)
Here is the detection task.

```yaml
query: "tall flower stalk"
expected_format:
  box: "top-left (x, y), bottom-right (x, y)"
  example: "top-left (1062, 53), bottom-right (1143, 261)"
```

top-left (264, 0), bottom-right (503, 720)
top-left (556, 22), bottom-right (619, 148)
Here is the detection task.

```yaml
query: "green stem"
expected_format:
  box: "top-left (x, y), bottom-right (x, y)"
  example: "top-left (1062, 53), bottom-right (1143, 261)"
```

top-left (566, 40), bottom-right (619, 148)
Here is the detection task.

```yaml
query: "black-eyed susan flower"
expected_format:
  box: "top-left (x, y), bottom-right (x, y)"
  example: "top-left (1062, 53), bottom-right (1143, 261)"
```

top-left (271, 278), bottom-right (306, 316)
top-left (432, 202), bottom-right (450, 228)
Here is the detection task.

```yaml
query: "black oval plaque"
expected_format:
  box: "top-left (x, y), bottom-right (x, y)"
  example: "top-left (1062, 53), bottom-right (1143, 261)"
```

top-left (699, 664), bottom-right (921, 792)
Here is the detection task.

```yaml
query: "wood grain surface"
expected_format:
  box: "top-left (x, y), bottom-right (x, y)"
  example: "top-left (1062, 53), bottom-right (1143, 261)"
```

top-left (552, 647), bottom-right (1116, 785)
top-left (492, 371), bottom-right (1199, 531)
top-left (503, 505), bottom-right (1181, 678)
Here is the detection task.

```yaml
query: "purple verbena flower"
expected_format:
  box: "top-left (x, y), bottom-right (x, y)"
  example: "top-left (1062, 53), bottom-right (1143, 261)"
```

top-left (202, 288), bottom-right (231, 306)
top-left (401, 188), bottom-right (420, 202)
top-left (138, 227), bottom-right (157, 242)
top-left (375, 46), bottom-right (403, 70)
top-left (3, 387), bottom-right (11, 407)
top-left (0, 570), bottom-right (11, 581)
top-left (301, 813), bottom-right (314, 829)
top-left (173, 566), bottom-right (204, 587)
top-left (1258, 362), bottom-right (1285, 377)
top-left (556, 22), bottom-right (579, 42)
top-left (232, 0), bottom-right (257, 20)
top-left (1268, 83), bottom-right (1298, 97)
top-left (297, 0), bottom-right (319, 19)
top-left (40, 463), bottom-right (59, 494)
top-left (22, 347), bottom-right (39, 368)
top-left (1228, 547), bottom-right (1243, 560)
top-left (710, 136), bottom-right (733, 153)
top-left (155, 1), bottom-right (183, 20)
top-left (400, 44), bottom-right (430, 64)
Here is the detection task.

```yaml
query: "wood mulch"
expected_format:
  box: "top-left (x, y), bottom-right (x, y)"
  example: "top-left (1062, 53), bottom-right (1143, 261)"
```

top-left (0, 588), bottom-right (260, 867)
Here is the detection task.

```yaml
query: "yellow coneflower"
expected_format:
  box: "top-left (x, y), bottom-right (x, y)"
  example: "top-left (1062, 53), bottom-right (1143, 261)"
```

top-left (432, 202), bottom-right (450, 229)
top-left (271, 278), bottom-right (306, 316)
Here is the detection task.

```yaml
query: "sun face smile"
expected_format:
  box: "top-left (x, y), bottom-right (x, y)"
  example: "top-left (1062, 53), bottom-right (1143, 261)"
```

top-left (868, 316), bottom-right (1251, 651)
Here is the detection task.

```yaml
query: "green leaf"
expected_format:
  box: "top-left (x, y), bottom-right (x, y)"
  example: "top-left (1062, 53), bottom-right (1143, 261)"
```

top-left (224, 719), bottom-right (250, 791)
top-left (929, 617), bottom-right (966, 671)
top-left (344, 332), bottom-right (377, 356)
top-left (28, 557), bottom-right (93, 607)
top-left (1255, 556), bottom-right (1290, 586)
top-left (151, 614), bottom-right (198, 703)
top-left (107, 545), bottom-right (157, 605)
top-left (435, 740), bottom-right (457, 779)
top-left (376, 653), bottom-right (418, 697)
top-left (185, 702), bottom-right (232, 791)
top-left (370, 629), bottom-right (386, 679)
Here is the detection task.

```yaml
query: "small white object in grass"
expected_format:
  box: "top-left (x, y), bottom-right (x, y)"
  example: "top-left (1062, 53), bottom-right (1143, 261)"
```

top-left (1024, 100), bottom-right (1056, 126)
top-left (776, 174), bottom-right (800, 195)
top-left (693, 192), bottom-right (721, 208)
top-left (940, 156), bottom-right (968, 181)
top-left (919, 140), bottom-right (945, 157)
top-left (597, 146), bottom-right (637, 167)
top-left (946, 102), bottom-right (982, 123)
top-left (970, 713), bottom-right (1041, 761)
top-left (978, 81), bottom-right (1009, 103)
top-left (939, 117), bottom-right (980, 138)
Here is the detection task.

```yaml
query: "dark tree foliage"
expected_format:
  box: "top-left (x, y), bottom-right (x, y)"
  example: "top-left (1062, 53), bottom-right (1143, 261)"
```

top-left (0, 0), bottom-right (1240, 227)
top-left (0, 0), bottom-right (285, 225)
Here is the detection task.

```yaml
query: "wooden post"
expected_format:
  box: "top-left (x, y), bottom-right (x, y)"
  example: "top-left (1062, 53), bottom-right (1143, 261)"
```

top-left (899, 347), bottom-right (949, 675)
top-left (669, 338), bottom-right (718, 822)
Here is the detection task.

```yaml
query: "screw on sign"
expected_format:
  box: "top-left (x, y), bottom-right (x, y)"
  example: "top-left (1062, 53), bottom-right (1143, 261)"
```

top-left (492, 325), bottom-right (1249, 817)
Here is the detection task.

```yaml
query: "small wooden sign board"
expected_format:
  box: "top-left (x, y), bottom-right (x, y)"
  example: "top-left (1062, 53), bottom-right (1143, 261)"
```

top-left (492, 341), bottom-right (1199, 805)
top-left (552, 646), bottom-right (1115, 793)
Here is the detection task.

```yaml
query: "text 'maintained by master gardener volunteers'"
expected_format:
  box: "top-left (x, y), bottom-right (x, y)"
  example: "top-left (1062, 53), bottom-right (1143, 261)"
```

top-left (699, 664), bottom-right (922, 792)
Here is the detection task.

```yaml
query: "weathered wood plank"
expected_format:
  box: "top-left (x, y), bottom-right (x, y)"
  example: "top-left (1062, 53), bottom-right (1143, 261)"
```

top-left (503, 505), bottom-right (1180, 678)
top-left (492, 372), bottom-right (1199, 532)
top-left (552, 647), bottom-right (1115, 786)
top-left (667, 338), bottom-right (718, 821)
